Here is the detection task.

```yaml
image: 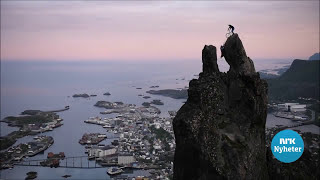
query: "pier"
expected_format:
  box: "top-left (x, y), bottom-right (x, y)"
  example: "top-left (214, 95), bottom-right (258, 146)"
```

top-left (276, 120), bottom-right (315, 132)
top-left (44, 106), bottom-right (70, 113)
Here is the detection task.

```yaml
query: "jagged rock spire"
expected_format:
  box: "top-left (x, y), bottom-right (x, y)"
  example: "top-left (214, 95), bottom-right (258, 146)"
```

top-left (223, 33), bottom-right (256, 75)
top-left (202, 45), bottom-right (219, 74)
top-left (173, 34), bottom-right (268, 179)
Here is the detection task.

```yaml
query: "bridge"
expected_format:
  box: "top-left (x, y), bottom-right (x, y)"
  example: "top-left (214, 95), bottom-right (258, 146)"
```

top-left (14, 156), bottom-right (109, 169)
top-left (276, 120), bottom-right (315, 132)
top-left (274, 109), bottom-right (316, 132)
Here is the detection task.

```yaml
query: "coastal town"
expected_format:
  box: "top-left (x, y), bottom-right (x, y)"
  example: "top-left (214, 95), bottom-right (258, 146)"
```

top-left (269, 102), bottom-right (309, 120)
top-left (267, 101), bottom-right (318, 129)
top-left (83, 100), bottom-right (176, 179)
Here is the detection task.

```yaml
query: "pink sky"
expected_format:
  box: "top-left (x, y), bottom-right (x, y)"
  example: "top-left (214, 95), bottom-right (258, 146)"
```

top-left (1, 1), bottom-right (319, 61)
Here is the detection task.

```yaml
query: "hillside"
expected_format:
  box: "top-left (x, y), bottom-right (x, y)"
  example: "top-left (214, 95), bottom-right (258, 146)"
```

top-left (309, 52), bottom-right (320, 60)
top-left (267, 59), bottom-right (319, 101)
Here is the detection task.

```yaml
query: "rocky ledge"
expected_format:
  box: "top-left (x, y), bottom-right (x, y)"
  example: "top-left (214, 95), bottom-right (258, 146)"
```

top-left (173, 34), bottom-right (268, 179)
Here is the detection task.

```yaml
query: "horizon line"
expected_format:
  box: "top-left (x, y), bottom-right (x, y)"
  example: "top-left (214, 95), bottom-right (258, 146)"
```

top-left (0, 57), bottom-right (307, 63)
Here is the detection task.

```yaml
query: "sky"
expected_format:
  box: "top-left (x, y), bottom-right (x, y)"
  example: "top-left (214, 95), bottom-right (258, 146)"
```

top-left (1, 1), bottom-right (319, 61)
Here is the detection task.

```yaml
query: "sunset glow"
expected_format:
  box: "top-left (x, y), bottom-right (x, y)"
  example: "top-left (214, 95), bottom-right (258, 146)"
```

top-left (1, 1), bottom-right (319, 61)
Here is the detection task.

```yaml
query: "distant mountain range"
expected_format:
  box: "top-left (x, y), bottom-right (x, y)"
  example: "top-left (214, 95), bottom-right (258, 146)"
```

top-left (309, 52), bottom-right (320, 61)
top-left (267, 59), bottom-right (319, 101)
top-left (148, 57), bottom-right (319, 102)
top-left (259, 65), bottom-right (290, 79)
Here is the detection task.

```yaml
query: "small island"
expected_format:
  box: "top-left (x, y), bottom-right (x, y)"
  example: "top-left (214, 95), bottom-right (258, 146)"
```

top-left (142, 102), bottom-right (151, 107)
top-left (150, 99), bottom-right (164, 105)
top-left (72, 93), bottom-right (90, 98)
top-left (95, 100), bottom-right (161, 116)
top-left (146, 89), bottom-right (188, 99)
top-left (94, 101), bottom-right (125, 109)
top-left (25, 171), bottom-right (37, 180)
top-left (79, 133), bottom-right (107, 145)
top-left (103, 92), bottom-right (111, 96)
top-left (0, 110), bottom-right (63, 150)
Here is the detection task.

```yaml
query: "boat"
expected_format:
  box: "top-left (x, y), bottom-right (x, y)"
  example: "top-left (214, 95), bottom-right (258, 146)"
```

top-left (103, 125), bottom-right (113, 128)
top-left (90, 117), bottom-right (101, 121)
top-left (85, 145), bottom-right (92, 149)
top-left (62, 174), bottom-right (71, 178)
top-left (97, 134), bottom-right (107, 138)
top-left (107, 167), bottom-right (123, 175)
top-left (88, 156), bottom-right (95, 160)
top-left (33, 136), bottom-right (42, 140)
top-left (2, 164), bottom-right (14, 169)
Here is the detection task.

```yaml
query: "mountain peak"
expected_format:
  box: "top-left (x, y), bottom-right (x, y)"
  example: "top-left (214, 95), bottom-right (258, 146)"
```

top-left (223, 33), bottom-right (256, 75)
top-left (309, 52), bottom-right (320, 61)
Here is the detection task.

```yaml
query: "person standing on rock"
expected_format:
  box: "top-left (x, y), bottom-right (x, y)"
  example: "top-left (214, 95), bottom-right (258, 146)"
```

top-left (228, 24), bottom-right (235, 34)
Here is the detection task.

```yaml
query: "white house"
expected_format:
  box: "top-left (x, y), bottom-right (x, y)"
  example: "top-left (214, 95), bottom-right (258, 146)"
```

top-left (290, 105), bottom-right (307, 112)
top-left (118, 153), bottom-right (135, 165)
top-left (89, 145), bottom-right (117, 158)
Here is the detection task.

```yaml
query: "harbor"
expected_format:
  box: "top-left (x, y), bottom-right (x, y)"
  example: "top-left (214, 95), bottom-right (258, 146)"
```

top-left (79, 133), bottom-right (108, 145)
top-left (80, 101), bottom-right (175, 178)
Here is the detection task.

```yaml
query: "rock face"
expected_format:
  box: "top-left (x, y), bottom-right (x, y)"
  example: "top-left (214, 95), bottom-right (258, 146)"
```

top-left (267, 59), bottom-right (319, 100)
top-left (202, 45), bottom-right (219, 74)
top-left (173, 34), bottom-right (268, 179)
top-left (223, 34), bottom-right (256, 76)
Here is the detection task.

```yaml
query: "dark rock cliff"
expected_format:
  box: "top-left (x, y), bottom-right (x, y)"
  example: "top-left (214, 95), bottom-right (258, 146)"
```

top-left (267, 59), bottom-right (319, 101)
top-left (173, 34), bottom-right (268, 180)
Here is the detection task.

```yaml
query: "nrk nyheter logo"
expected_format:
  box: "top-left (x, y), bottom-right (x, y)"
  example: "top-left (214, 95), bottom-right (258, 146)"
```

top-left (271, 130), bottom-right (304, 163)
